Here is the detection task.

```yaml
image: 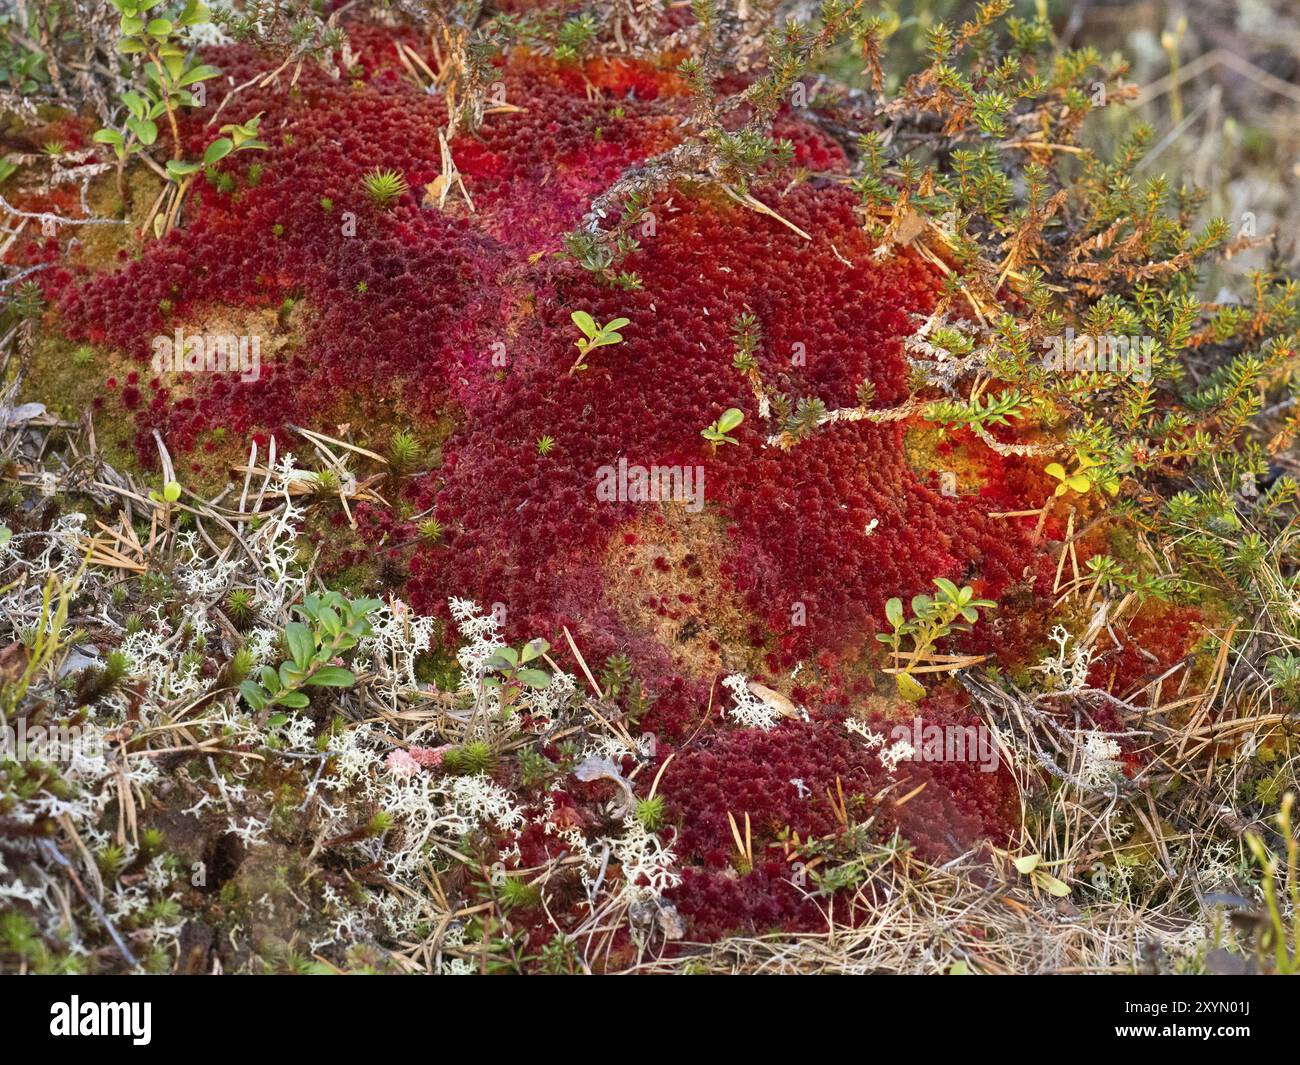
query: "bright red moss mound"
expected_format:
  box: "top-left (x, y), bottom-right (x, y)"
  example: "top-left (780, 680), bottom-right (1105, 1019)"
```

top-left (410, 179), bottom-right (1030, 674)
top-left (41, 30), bottom-right (1055, 942)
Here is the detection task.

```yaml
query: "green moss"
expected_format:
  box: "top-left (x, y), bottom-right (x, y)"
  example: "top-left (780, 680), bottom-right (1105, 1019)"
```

top-left (415, 638), bottom-right (462, 693)
top-left (443, 741), bottom-right (494, 775)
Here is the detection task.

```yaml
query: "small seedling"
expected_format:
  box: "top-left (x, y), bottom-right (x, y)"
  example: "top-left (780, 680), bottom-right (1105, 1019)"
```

top-left (148, 480), bottom-right (183, 507)
top-left (877, 578), bottom-right (996, 700)
top-left (97, 843), bottom-right (128, 880)
top-left (202, 113), bottom-right (267, 167)
top-left (225, 587), bottom-right (256, 625)
top-left (443, 741), bottom-right (495, 775)
top-left (311, 468), bottom-right (341, 498)
top-left (498, 877), bottom-right (541, 910)
top-left (1044, 451), bottom-right (1119, 498)
top-left (701, 407), bottom-right (744, 449)
top-left (363, 167), bottom-right (408, 209)
top-left (567, 311), bottom-right (629, 374)
top-left (1006, 852), bottom-right (1072, 898)
top-left (10, 282), bottom-right (45, 319)
top-left (484, 638), bottom-right (551, 712)
top-left (225, 647), bottom-right (255, 684)
top-left (366, 811), bottom-right (395, 836)
top-left (389, 429), bottom-right (421, 470)
top-left (535, 435), bottom-right (556, 456)
top-left (635, 794), bottom-right (666, 831)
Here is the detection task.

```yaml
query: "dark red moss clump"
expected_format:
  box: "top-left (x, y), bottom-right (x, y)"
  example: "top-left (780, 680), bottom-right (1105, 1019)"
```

top-left (659, 703), bottom-right (1016, 936)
